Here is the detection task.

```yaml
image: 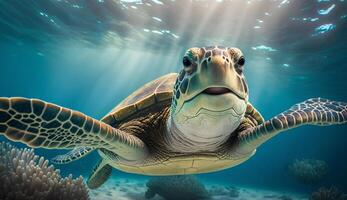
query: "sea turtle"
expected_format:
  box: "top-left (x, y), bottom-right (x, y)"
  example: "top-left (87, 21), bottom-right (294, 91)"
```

top-left (0, 46), bottom-right (346, 189)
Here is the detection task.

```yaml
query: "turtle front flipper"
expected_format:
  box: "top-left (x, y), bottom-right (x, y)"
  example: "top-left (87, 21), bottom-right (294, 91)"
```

top-left (0, 97), bottom-right (148, 160)
top-left (237, 98), bottom-right (347, 153)
top-left (51, 147), bottom-right (95, 164)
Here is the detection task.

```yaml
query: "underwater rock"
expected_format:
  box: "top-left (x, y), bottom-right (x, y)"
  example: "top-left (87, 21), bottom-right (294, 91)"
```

top-left (208, 185), bottom-right (240, 198)
top-left (278, 195), bottom-right (293, 200)
top-left (310, 186), bottom-right (347, 200)
top-left (145, 175), bottom-right (210, 200)
top-left (289, 159), bottom-right (328, 184)
top-left (263, 194), bottom-right (293, 200)
top-left (0, 142), bottom-right (89, 200)
top-left (0, 163), bottom-right (5, 173)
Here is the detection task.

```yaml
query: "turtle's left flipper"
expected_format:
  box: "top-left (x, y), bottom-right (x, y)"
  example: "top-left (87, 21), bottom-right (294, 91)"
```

top-left (238, 98), bottom-right (347, 153)
top-left (51, 147), bottom-right (95, 164)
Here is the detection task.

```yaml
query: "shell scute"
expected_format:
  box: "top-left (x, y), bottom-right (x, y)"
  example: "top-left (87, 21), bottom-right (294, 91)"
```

top-left (113, 104), bottom-right (137, 121)
top-left (102, 73), bottom-right (177, 126)
top-left (136, 95), bottom-right (156, 110)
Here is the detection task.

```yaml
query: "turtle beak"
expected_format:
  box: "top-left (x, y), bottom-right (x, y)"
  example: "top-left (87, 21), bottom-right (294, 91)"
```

top-left (201, 87), bottom-right (246, 100)
top-left (191, 86), bottom-right (246, 101)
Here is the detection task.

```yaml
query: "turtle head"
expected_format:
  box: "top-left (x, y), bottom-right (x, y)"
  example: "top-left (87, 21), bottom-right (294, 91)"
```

top-left (170, 46), bottom-right (248, 143)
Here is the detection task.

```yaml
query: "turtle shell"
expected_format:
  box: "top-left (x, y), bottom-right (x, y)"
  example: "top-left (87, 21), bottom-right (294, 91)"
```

top-left (102, 73), bottom-right (178, 127)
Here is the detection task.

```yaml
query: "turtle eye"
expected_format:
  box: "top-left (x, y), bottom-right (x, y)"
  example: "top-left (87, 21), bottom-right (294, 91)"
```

top-left (237, 56), bottom-right (245, 66)
top-left (182, 56), bottom-right (192, 67)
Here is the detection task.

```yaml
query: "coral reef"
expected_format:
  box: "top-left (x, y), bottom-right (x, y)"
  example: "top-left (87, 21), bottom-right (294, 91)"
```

top-left (310, 186), bottom-right (347, 200)
top-left (289, 159), bottom-right (328, 184)
top-left (145, 175), bottom-right (210, 200)
top-left (0, 142), bottom-right (89, 200)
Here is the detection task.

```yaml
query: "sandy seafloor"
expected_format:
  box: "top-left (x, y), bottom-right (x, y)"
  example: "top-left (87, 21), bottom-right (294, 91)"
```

top-left (89, 178), bottom-right (308, 200)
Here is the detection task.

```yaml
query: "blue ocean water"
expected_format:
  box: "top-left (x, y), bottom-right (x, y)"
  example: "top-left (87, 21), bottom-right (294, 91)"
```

top-left (1, 0), bottom-right (347, 199)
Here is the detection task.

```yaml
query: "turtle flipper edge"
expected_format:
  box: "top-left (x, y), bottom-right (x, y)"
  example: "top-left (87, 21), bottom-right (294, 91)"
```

top-left (238, 98), bottom-right (347, 153)
top-left (0, 97), bottom-right (148, 160)
top-left (51, 147), bottom-right (95, 164)
top-left (87, 159), bottom-right (112, 189)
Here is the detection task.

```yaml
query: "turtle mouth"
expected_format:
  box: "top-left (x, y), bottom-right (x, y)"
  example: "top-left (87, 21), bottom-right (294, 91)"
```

top-left (202, 87), bottom-right (232, 95)
top-left (183, 87), bottom-right (246, 104)
top-left (200, 87), bottom-right (246, 100)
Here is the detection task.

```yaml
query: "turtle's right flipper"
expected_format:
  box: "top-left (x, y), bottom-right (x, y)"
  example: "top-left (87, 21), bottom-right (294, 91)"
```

top-left (51, 147), bottom-right (95, 164)
top-left (0, 97), bottom-right (148, 160)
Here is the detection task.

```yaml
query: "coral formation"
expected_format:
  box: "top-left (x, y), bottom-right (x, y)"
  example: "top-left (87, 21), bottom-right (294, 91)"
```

top-left (0, 142), bottom-right (89, 200)
top-left (145, 175), bottom-right (210, 200)
top-left (289, 159), bottom-right (328, 184)
top-left (310, 186), bottom-right (347, 200)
